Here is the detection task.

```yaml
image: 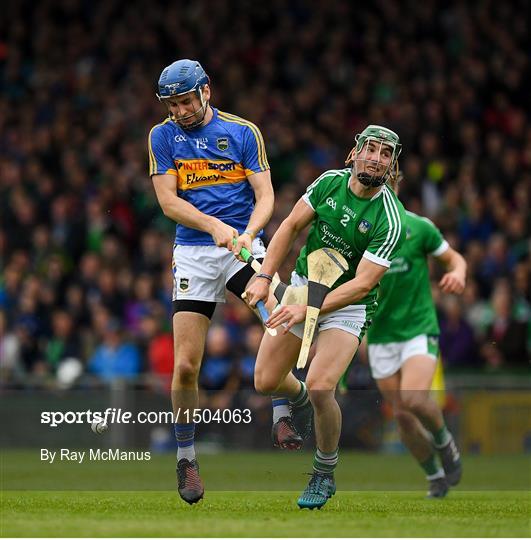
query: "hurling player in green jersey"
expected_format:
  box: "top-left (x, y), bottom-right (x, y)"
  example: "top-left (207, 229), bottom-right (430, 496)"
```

top-left (366, 175), bottom-right (467, 498)
top-left (245, 125), bottom-right (407, 509)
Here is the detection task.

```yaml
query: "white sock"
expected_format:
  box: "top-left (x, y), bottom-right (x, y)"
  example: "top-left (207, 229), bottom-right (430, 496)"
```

top-left (177, 445), bottom-right (196, 462)
top-left (426, 468), bottom-right (445, 481)
top-left (272, 397), bottom-right (290, 423)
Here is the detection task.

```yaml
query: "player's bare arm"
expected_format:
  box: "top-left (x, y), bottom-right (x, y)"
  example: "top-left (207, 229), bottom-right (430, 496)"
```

top-left (232, 169), bottom-right (274, 258)
top-left (319, 257), bottom-right (388, 313)
top-left (151, 173), bottom-right (237, 250)
top-left (436, 247), bottom-right (467, 294)
top-left (267, 257), bottom-right (388, 332)
top-left (245, 198), bottom-right (315, 306)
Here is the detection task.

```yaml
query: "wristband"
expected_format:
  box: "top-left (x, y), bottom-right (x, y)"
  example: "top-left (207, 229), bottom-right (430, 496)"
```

top-left (243, 229), bottom-right (255, 240)
top-left (256, 273), bottom-right (273, 283)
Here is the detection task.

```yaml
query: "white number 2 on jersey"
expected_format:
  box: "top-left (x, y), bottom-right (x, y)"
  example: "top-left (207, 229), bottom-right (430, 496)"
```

top-left (340, 214), bottom-right (350, 227)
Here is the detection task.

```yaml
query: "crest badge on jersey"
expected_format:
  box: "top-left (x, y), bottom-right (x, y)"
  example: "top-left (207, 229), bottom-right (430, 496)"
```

top-left (358, 219), bottom-right (372, 234)
top-left (217, 137), bottom-right (229, 151)
top-left (179, 277), bottom-right (190, 292)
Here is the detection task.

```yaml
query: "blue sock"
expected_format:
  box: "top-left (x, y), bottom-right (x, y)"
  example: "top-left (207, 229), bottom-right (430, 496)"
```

top-left (174, 423), bottom-right (195, 461)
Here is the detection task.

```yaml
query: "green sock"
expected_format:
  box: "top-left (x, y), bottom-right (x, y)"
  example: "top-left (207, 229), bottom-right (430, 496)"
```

top-left (420, 454), bottom-right (440, 476)
top-left (313, 448), bottom-right (338, 474)
top-left (290, 381), bottom-right (309, 408)
top-left (433, 425), bottom-right (451, 447)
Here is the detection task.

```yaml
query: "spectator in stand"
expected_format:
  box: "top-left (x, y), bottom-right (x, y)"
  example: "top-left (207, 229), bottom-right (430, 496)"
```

top-left (480, 284), bottom-right (530, 370)
top-left (88, 319), bottom-right (141, 382)
top-left (512, 262), bottom-right (530, 322)
top-left (124, 274), bottom-right (156, 334)
top-left (199, 325), bottom-right (237, 394)
top-left (0, 310), bottom-right (22, 381)
top-left (141, 312), bottom-right (174, 383)
top-left (0, 266), bottom-right (23, 319)
top-left (439, 296), bottom-right (479, 369)
top-left (458, 198), bottom-right (494, 246)
top-left (478, 234), bottom-right (514, 292)
top-left (237, 324), bottom-right (263, 390)
top-left (44, 309), bottom-right (82, 372)
top-left (134, 230), bottom-right (165, 274)
top-left (63, 283), bottom-right (91, 330)
top-left (0, 0), bottom-right (529, 386)
top-left (93, 268), bottom-right (125, 319)
top-left (14, 317), bottom-right (43, 375)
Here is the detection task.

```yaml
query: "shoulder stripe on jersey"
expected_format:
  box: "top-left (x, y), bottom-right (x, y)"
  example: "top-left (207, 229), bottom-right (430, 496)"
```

top-left (381, 187), bottom-right (401, 260)
top-left (382, 187), bottom-right (402, 260)
top-left (218, 111), bottom-right (268, 171)
top-left (306, 169), bottom-right (345, 197)
top-left (218, 111), bottom-right (269, 171)
top-left (375, 190), bottom-right (395, 259)
top-left (148, 125), bottom-right (157, 175)
top-left (376, 195), bottom-right (395, 258)
top-left (376, 187), bottom-right (401, 261)
top-left (148, 118), bottom-right (172, 176)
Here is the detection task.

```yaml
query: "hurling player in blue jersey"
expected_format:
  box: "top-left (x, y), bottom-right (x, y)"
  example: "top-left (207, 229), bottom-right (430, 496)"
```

top-left (149, 59), bottom-right (274, 504)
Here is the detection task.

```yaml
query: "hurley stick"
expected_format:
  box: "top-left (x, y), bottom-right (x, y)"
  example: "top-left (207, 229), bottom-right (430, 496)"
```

top-left (234, 243), bottom-right (277, 336)
top-left (238, 245), bottom-right (307, 305)
top-left (296, 248), bottom-right (348, 369)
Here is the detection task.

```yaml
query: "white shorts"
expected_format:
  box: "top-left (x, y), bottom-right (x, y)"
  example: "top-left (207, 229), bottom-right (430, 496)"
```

top-left (286, 272), bottom-right (370, 341)
top-left (368, 334), bottom-right (439, 379)
top-left (172, 238), bottom-right (266, 302)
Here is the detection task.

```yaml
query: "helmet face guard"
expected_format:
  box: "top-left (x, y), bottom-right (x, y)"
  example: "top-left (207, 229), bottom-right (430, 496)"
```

top-left (156, 59), bottom-right (210, 130)
top-left (159, 88), bottom-right (209, 130)
top-left (345, 125), bottom-right (402, 187)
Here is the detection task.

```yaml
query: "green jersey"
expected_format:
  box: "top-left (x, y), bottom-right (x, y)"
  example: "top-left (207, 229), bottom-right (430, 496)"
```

top-left (294, 168), bottom-right (406, 308)
top-left (367, 211), bottom-right (449, 343)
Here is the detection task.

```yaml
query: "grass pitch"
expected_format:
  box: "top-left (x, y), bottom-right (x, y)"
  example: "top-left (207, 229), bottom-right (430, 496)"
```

top-left (1, 451), bottom-right (530, 537)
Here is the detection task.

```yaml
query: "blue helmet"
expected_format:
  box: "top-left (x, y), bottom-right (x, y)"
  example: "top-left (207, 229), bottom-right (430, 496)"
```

top-left (157, 59), bottom-right (209, 100)
top-left (156, 59), bottom-right (210, 129)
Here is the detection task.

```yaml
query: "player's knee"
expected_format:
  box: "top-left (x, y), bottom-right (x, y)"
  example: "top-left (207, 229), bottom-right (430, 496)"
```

top-left (307, 386), bottom-right (335, 410)
top-left (306, 374), bottom-right (335, 392)
top-left (173, 358), bottom-right (200, 387)
top-left (254, 371), bottom-right (278, 395)
top-left (394, 408), bottom-right (417, 431)
top-left (400, 391), bottom-right (428, 414)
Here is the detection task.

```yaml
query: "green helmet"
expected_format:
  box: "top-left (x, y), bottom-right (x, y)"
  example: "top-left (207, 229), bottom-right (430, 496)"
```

top-left (347, 125), bottom-right (402, 187)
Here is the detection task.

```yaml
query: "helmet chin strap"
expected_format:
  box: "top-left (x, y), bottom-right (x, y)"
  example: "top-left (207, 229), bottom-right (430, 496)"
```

top-left (357, 171), bottom-right (387, 187)
top-left (169, 87), bottom-right (209, 129)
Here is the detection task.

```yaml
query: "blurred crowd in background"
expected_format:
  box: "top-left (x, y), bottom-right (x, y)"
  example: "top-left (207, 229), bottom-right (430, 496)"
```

top-left (1, 0), bottom-right (529, 395)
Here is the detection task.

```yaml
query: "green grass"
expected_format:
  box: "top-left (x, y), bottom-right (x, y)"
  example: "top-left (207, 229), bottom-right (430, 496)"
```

top-left (2, 490), bottom-right (529, 537)
top-left (1, 451), bottom-right (530, 537)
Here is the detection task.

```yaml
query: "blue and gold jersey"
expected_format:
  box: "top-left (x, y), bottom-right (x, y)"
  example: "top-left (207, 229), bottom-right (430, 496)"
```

top-left (148, 108), bottom-right (269, 246)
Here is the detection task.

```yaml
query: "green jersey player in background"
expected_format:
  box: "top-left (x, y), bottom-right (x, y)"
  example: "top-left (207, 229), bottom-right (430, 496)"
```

top-left (245, 125), bottom-right (407, 509)
top-left (366, 176), bottom-right (467, 498)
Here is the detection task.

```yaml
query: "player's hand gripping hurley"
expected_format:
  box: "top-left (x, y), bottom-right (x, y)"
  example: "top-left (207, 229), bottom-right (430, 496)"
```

top-left (297, 248), bottom-right (348, 369)
top-left (232, 241), bottom-right (277, 336)
top-left (237, 245), bottom-right (307, 306)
